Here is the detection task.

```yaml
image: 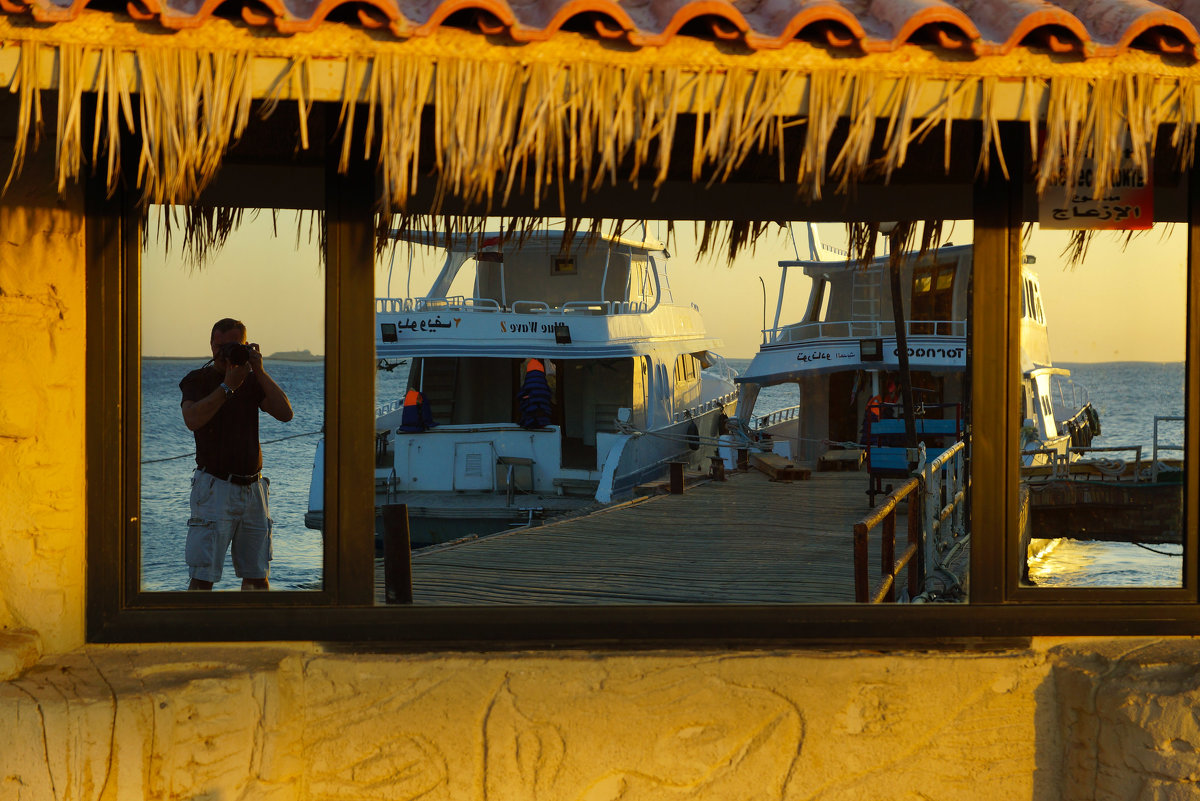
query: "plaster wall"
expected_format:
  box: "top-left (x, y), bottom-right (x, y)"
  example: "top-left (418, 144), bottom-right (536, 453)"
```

top-left (0, 139), bottom-right (87, 657)
top-left (3, 147), bottom-right (1200, 800)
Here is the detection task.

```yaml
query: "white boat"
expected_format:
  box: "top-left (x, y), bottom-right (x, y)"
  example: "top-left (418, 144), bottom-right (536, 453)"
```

top-left (734, 228), bottom-right (1098, 491)
top-left (304, 227), bottom-right (737, 547)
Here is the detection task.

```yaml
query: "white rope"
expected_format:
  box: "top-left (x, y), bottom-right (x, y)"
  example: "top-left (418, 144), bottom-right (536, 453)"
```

top-left (140, 429), bottom-right (323, 464)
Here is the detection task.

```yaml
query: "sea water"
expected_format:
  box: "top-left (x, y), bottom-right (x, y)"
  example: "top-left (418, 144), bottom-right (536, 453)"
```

top-left (138, 359), bottom-right (1185, 592)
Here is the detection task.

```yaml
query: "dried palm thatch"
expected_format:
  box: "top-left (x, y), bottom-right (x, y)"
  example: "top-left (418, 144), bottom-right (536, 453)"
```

top-left (2, 19), bottom-right (1197, 263)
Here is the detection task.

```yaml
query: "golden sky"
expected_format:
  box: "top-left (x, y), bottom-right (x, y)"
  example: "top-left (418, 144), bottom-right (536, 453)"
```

top-left (141, 215), bottom-right (1186, 363)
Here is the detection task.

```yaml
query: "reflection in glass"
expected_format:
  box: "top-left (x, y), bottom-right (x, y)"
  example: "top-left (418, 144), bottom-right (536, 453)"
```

top-left (140, 209), bottom-right (325, 591)
top-left (343, 220), bottom-right (973, 605)
top-left (1021, 225), bottom-right (1186, 588)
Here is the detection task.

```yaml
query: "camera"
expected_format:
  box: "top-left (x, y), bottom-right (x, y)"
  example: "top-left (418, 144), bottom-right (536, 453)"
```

top-left (219, 342), bottom-right (251, 366)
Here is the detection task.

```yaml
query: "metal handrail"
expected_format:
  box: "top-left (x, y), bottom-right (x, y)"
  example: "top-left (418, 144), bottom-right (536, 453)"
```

top-left (1153, 415), bottom-right (1186, 482)
top-left (376, 296), bottom-right (671, 317)
top-left (763, 319), bottom-right (966, 346)
top-left (756, 404), bottom-right (801, 430)
top-left (921, 441), bottom-right (968, 596)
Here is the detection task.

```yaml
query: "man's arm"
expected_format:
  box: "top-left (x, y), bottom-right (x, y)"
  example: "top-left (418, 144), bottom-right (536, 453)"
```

top-left (182, 386), bottom-right (230, 431)
top-left (248, 347), bottom-right (294, 422)
top-left (181, 361), bottom-right (253, 431)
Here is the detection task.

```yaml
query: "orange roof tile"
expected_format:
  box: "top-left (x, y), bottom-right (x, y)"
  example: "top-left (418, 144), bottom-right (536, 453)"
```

top-left (3, 0), bottom-right (1199, 58)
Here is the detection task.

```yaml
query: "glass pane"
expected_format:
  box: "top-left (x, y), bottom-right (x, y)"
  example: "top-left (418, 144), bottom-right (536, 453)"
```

top-left (1021, 224), bottom-right (1186, 588)
top-left (140, 209), bottom-right (325, 591)
top-left (356, 219), bottom-right (972, 605)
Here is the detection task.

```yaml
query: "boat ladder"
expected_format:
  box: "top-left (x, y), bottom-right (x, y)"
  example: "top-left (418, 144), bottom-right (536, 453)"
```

top-left (851, 269), bottom-right (883, 333)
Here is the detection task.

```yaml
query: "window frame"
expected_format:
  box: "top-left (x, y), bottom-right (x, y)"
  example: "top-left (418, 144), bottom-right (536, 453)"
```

top-left (86, 130), bottom-right (1200, 647)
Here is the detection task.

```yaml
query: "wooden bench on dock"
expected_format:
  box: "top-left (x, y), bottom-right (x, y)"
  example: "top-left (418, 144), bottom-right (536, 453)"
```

top-left (751, 452), bottom-right (811, 481)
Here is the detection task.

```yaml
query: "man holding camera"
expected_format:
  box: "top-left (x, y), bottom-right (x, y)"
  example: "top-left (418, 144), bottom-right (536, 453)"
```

top-left (180, 318), bottom-right (294, 591)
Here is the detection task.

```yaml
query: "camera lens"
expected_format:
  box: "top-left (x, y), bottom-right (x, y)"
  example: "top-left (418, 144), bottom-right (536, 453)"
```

top-left (222, 343), bottom-right (250, 366)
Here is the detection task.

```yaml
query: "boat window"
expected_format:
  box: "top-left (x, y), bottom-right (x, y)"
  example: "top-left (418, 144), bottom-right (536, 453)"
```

top-left (139, 206), bottom-right (326, 594)
top-left (1018, 222), bottom-right (1186, 591)
top-left (910, 260), bottom-right (955, 335)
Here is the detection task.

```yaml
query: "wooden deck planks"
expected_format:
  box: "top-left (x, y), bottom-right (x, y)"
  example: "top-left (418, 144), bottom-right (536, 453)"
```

top-left (378, 469), bottom-right (920, 605)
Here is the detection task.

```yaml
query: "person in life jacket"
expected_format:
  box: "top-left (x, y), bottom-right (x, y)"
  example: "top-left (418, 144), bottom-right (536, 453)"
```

top-left (398, 388), bottom-right (437, 432)
top-left (518, 359), bottom-right (553, 429)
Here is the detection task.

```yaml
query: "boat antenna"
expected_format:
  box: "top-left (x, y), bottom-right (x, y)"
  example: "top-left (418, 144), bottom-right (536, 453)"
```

top-left (804, 223), bottom-right (823, 262)
top-left (788, 223), bottom-right (801, 261)
top-left (406, 246), bottom-right (413, 300)
top-left (759, 275), bottom-right (767, 344)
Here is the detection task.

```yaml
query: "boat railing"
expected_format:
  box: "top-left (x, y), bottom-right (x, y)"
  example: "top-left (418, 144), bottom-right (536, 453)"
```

top-left (376, 297), bottom-right (659, 316)
top-left (376, 297), bottom-right (504, 313)
top-left (377, 399), bottom-right (403, 418)
top-left (755, 404), bottom-right (801, 430)
top-left (672, 390), bottom-right (738, 423)
top-left (561, 301), bottom-right (612, 315)
top-left (763, 319), bottom-right (966, 346)
top-left (1037, 445), bottom-right (1145, 481)
top-left (1153, 416), bottom-right (1185, 482)
top-left (417, 296), bottom-right (502, 312)
top-left (1050, 373), bottom-right (1090, 419)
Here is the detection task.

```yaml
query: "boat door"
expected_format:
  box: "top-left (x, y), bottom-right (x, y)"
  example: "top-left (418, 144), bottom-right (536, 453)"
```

top-left (558, 360), bottom-right (599, 469)
top-left (558, 357), bottom-right (642, 470)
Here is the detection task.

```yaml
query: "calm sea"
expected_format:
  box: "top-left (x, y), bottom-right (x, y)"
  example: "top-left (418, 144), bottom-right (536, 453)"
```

top-left (139, 358), bottom-right (1186, 592)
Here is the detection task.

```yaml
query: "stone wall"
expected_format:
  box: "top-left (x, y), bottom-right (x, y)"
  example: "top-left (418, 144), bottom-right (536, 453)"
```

top-left (0, 644), bottom-right (1058, 800)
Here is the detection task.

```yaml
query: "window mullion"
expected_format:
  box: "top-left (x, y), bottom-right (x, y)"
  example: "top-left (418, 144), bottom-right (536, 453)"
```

top-left (325, 140), bottom-right (378, 605)
top-left (971, 126), bottom-right (1024, 603)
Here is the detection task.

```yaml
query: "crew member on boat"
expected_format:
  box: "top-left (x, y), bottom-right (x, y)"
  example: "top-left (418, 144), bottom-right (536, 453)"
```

top-left (179, 318), bottom-right (294, 591)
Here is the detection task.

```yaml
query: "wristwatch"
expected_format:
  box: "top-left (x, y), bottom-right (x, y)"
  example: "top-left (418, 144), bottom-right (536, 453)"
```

top-left (219, 382), bottom-right (234, 399)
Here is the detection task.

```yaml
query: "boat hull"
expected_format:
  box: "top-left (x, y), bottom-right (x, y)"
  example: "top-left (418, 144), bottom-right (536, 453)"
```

top-left (304, 400), bottom-right (735, 549)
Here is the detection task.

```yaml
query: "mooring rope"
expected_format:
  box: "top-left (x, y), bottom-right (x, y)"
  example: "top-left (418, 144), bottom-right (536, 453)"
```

top-left (140, 429), bottom-right (323, 465)
top-left (1131, 542), bottom-right (1183, 557)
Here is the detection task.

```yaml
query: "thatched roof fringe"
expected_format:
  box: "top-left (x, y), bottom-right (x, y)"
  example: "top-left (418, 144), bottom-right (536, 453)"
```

top-left (4, 41), bottom-right (43, 193)
top-left (4, 39), bottom-right (1199, 225)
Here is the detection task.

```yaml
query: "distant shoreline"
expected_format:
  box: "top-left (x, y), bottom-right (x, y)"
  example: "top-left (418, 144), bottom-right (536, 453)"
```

top-left (145, 352), bottom-right (324, 362)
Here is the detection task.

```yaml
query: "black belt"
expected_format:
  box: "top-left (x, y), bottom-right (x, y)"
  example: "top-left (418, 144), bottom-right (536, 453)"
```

top-left (200, 467), bottom-right (260, 486)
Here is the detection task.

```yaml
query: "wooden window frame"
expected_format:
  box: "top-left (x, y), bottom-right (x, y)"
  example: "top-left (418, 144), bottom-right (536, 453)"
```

top-left (86, 130), bottom-right (1200, 648)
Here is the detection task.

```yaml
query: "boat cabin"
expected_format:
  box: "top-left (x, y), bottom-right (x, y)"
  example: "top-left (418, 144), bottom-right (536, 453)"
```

top-left (740, 244), bottom-right (973, 462)
top-left (350, 230), bottom-right (735, 543)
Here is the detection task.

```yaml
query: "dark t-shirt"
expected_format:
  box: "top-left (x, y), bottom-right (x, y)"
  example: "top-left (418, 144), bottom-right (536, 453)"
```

top-left (180, 365), bottom-right (266, 476)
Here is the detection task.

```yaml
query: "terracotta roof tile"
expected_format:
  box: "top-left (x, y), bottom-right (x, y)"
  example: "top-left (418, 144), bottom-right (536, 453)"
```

top-left (4, 0), bottom-right (1200, 58)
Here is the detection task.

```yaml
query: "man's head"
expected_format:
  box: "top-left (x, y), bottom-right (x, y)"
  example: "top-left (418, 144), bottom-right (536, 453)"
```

top-left (211, 318), bottom-right (247, 368)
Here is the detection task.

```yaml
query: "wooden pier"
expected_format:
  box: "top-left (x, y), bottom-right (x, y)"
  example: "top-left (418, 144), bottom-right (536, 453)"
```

top-left (377, 468), bottom-right (916, 605)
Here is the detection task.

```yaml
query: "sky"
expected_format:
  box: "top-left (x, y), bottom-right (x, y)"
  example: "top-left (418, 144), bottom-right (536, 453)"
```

top-left (141, 213), bottom-right (1188, 363)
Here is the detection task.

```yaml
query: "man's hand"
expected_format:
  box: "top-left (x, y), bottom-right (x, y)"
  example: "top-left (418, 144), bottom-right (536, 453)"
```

top-left (224, 359), bottom-right (252, 392)
top-left (246, 342), bottom-right (264, 372)
top-left (249, 344), bottom-right (294, 423)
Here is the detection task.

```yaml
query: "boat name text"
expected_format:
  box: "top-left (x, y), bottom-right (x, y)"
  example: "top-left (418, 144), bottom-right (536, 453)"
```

top-left (501, 321), bottom-right (570, 335)
top-left (386, 317), bottom-right (461, 334)
top-left (796, 350), bottom-right (856, 363)
top-left (893, 346), bottom-right (965, 359)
